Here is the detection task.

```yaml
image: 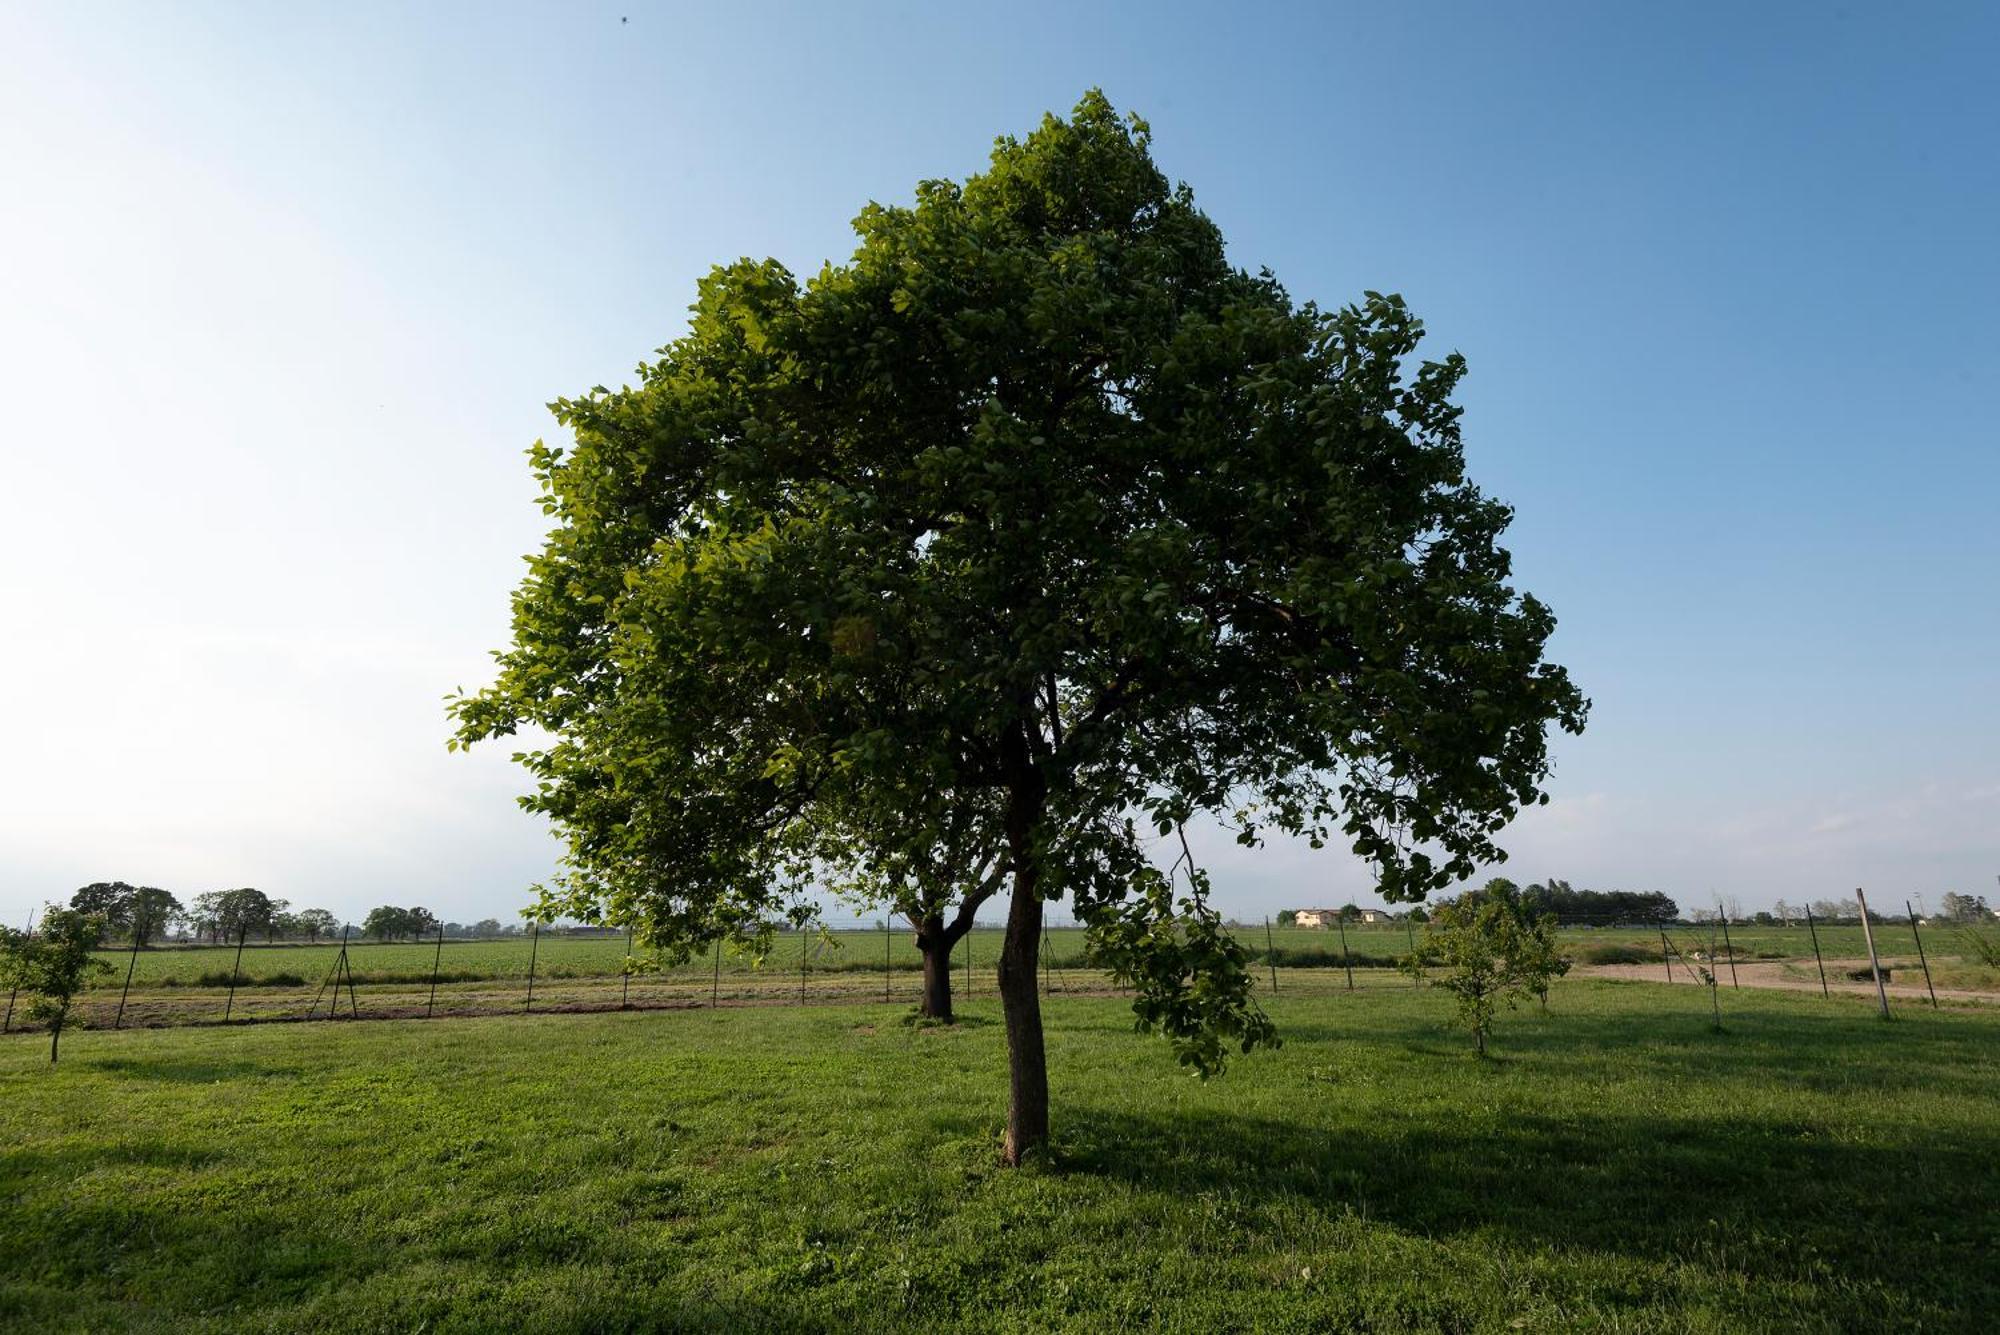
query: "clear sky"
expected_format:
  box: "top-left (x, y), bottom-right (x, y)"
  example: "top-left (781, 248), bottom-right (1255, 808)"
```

top-left (2, 2), bottom-right (1995, 929)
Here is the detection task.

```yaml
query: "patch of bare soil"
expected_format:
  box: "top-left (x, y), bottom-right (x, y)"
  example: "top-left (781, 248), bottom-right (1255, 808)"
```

top-left (1575, 956), bottom-right (1999, 1005)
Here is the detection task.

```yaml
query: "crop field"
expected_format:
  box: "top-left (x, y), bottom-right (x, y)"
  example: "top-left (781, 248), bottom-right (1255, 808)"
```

top-left (2, 980), bottom-right (1995, 1332)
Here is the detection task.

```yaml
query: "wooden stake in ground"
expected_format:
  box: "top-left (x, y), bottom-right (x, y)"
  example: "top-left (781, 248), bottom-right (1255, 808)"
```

top-left (1264, 916), bottom-right (1278, 994)
top-left (223, 923), bottom-right (248, 1022)
top-left (620, 926), bottom-right (633, 1011)
top-left (1804, 906), bottom-right (1830, 998)
top-left (3, 910), bottom-right (37, 1033)
top-left (115, 914), bottom-right (145, 1030)
top-left (429, 925), bottom-right (447, 1019)
top-left (1716, 903), bottom-right (1740, 989)
top-left (1855, 888), bottom-right (1890, 1020)
top-left (525, 923), bottom-right (540, 1013)
top-left (1336, 913), bottom-right (1355, 992)
top-left (1906, 900), bottom-right (1938, 1010)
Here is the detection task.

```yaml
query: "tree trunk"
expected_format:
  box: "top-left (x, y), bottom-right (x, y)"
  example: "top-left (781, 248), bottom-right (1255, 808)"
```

top-left (916, 918), bottom-right (955, 1022)
top-left (998, 865), bottom-right (1048, 1165)
top-left (991, 715), bottom-right (1054, 1166)
top-left (49, 1006), bottom-right (64, 1065)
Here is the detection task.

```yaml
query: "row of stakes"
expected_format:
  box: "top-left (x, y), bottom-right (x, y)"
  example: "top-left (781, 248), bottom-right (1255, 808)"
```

top-left (1, 891), bottom-right (1946, 1034)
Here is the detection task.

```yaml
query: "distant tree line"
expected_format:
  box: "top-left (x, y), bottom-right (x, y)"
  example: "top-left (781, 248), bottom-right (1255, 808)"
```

top-left (1514, 880), bottom-right (1678, 923)
top-left (62, 883), bottom-right (328, 945)
top-left (47, 884), bottom-right (533, 948)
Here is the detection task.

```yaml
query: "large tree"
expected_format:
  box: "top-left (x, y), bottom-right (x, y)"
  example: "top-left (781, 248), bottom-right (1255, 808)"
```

top-left (452, 93), bottom-right (1585, 1162)
top-left (192, 888), bottom-right (279, 943)
top-left (69, 882), bottom-right (180, 942)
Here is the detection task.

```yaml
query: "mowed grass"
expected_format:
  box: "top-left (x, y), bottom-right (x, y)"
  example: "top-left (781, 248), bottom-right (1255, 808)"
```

top-left (3, 982), bottom-right (1994, 1332)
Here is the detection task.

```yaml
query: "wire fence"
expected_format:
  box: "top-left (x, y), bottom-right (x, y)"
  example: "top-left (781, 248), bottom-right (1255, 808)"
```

top-left (4, 903), bottom-right (1990, 1039)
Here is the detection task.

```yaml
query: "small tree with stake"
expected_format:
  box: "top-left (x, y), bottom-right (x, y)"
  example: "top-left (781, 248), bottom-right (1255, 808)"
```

top-left (0, 907), bottom-right (112, 1064)
top-left (1404, 880), bottom-right (1569, 1054)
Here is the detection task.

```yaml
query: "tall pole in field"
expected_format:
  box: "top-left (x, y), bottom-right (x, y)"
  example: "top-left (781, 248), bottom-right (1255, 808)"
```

top-left (711, 935), bottom-right (722, 1006)
top-left (524, 923), bottom-right (540, 1013)
top-left (1804, 907), bottom-right (1830, 998)
top-left (223, 923), bottom-right (248, 1022)
top-left (1855, 888), bottom-right (1890, 1020)
top-left (1906, 900), bottom-right (1938, 1010)
top-left (884, 920), bottom-right (892, 1002)
top-left (1264, 917), bottom-right (1278, 994)
top-left (1336, 914), bottom-right (1355, 992)
top-left (1659, 926), bottom-right (1674, 984)
top-left (427, 924), bottom-right (446, 1019)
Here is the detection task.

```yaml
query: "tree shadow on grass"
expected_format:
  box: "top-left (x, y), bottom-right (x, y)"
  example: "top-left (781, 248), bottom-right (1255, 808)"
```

top-left (1275, 993), bottom-right (2000, 1104)
top-left (83, 1055), bottom-right (305, 1082)
top-left (1042, 1095), bottom-right (1994, 1325)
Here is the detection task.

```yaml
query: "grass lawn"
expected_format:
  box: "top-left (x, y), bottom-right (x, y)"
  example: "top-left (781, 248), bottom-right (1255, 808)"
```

top-left (2, 981), bottom-right (1993, 1332)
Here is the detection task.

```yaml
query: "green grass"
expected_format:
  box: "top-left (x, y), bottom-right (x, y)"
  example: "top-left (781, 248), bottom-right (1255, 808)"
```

top-left (2, 981), bottom-right (1994, 1332)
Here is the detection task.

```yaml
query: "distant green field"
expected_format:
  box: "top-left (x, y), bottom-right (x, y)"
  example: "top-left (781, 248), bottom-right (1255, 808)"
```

top-left (85, 919), bottom-right (1976, 990)
top-left (2, 982), bottom-right (1994, 1331)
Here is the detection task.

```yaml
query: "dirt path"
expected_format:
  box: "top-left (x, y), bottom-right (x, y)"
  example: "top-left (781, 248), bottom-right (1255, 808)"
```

top-left (1575, 956), bottom-right (1999, 1006)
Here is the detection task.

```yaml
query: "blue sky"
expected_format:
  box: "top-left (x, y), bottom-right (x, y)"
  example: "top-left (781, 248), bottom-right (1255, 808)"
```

top-left (2, 2), bottom-right (1994, 927)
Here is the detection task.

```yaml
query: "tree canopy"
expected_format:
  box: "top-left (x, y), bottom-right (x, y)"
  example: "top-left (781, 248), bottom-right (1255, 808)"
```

top-left (362, 906), bottom-right (439, 942)
top-left (190, 888), bottom-right (283, 943)
top-left (69, 883), bottom-right (182, 943)
top-left (452, 92), bottom-right (1586, 1161)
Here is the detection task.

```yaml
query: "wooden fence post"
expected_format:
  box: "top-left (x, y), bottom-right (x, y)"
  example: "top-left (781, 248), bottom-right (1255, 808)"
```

top-left (1804, 907), bottom-right (1830, 997)
top-left (223, 923), bottom-right (248, 1022)
top-left (115, 915), bottom-right (146, 1030)
top-left (525, 923), bottom-right (540, 1013)
top-left (427, 925), bottom-right (446, 1019)
top-left (1717, 904), bottom-right (1740, 990)
top-left (1855, 889), bottom-right (1890, 1019)
top-left (1906, 900), bottom-right (1938, 1010)
top-left (621, 926), bottom-right (633, 1011)
top-left (2, 911), bottom-right (32, 1032)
